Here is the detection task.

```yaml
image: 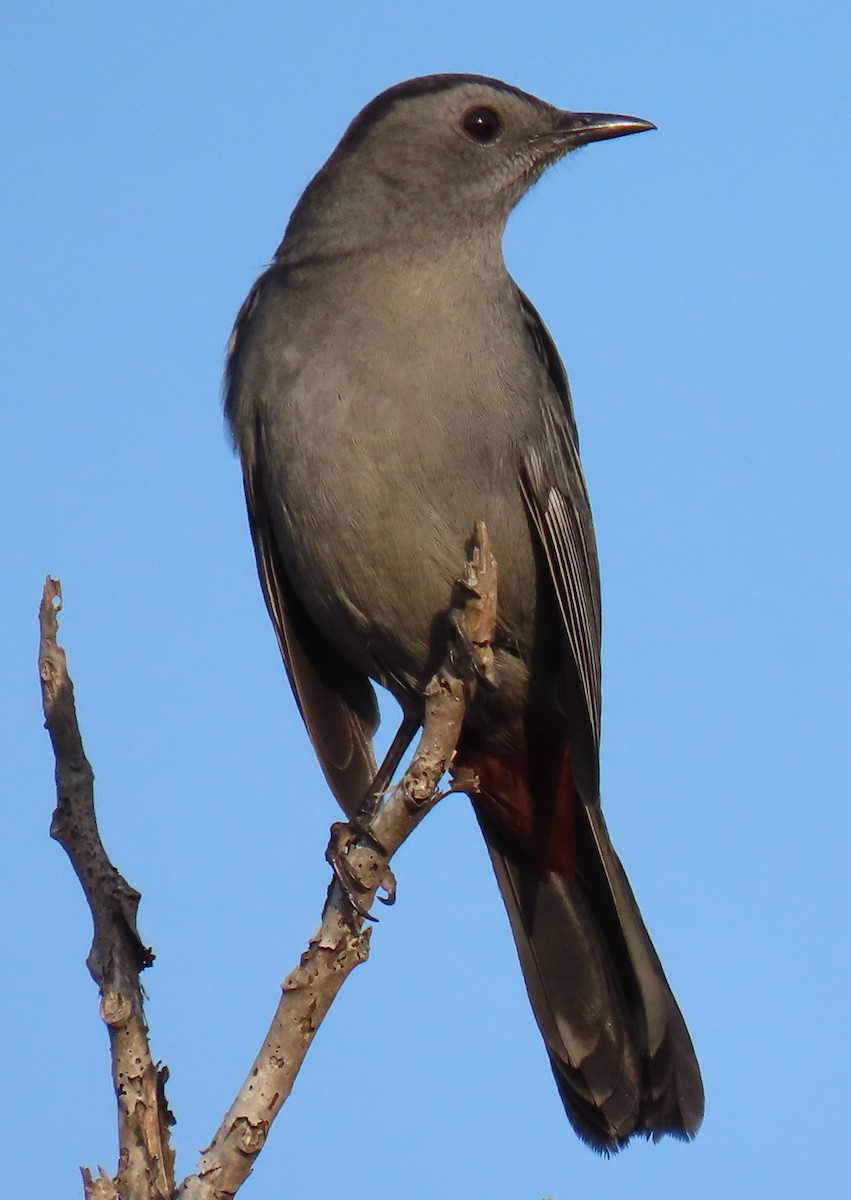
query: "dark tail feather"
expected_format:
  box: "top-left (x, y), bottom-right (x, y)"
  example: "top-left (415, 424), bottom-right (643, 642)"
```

top-left (480, 803), bottom-right (704, 1152)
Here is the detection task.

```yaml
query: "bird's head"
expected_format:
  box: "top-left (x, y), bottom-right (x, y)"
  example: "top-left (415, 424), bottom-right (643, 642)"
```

top-left (279, 74), bottom-right (654, 260)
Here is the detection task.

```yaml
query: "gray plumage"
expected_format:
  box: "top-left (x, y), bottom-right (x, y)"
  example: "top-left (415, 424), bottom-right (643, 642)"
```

top-left (226, 74), bottom-right (703, 1151)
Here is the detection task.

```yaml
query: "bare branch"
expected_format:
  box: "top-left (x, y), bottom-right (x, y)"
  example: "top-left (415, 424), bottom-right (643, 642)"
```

top-left (179, 522), bottom-right (497, 1199)
top-left (39, 578), bottom-right (175, 1200)
top-left (43, 522), bottom-right (497, 1199)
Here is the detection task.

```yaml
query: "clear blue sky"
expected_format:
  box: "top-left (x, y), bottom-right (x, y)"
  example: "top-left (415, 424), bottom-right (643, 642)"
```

top-left (5, 3), bottom-right (850, 1197)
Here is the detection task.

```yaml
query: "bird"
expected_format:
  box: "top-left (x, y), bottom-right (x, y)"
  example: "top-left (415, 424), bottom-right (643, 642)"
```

top-left (224, 73), bottom-right (703, 1152)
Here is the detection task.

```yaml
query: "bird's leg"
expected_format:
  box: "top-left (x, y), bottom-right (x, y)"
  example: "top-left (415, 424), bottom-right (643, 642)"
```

top-left (327, 523), bottom-right (498, 920)
top-left (360, 714), bottom-right (422, 822)
top-left (326, 715), bottom-right (419, 916)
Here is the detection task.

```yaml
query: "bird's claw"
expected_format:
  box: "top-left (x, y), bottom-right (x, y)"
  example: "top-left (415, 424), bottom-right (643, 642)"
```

top-left (377, 866), bottom-right (397, 906)
top-left (326, 821), bottom-right (396, 920)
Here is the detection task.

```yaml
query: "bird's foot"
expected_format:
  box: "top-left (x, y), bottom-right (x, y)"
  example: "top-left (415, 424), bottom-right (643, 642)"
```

top-left (326, 819), bottom-right (397, 921)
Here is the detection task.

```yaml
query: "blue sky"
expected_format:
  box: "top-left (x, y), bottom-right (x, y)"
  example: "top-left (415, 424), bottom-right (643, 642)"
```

top-left (5, 3), bottom-right (850, 1197)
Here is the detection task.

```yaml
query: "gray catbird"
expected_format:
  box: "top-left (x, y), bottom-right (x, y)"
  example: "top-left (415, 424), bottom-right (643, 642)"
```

top-left (225, 74), bottom-right (703, 1151)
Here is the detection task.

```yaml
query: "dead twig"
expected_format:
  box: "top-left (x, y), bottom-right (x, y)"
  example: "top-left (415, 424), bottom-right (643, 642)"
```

top-left (43, 521), bottom-right (497, 1200)
top-left (39, 577), bottom-right (175, 1200)
top-left (180, 522), bottom-right (497, 1199)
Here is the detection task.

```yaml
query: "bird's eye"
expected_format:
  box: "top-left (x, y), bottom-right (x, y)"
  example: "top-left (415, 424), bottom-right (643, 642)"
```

top-left (460, 106), bottom-right (503, 145)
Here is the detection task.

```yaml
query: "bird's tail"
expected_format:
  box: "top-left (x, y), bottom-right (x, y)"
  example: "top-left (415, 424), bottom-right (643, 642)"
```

top-left (469, 768), bottom-right (704, 1151)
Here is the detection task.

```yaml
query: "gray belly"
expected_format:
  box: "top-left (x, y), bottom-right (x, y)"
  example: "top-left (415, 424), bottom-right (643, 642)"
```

top-left (260, 384), bottom-right (540, 712)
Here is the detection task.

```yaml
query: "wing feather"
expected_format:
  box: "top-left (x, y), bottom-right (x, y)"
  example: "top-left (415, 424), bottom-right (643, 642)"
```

top-left (517, 291), bottom-right (603, 775)
top-left (226, 274), bottom-right (379, 816)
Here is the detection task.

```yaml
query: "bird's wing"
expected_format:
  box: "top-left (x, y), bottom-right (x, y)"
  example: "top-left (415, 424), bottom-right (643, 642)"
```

top-left (239, 448), bottom-right (380, 816)
top-left (516, 290), bottom-right (602, 796)
top-left (226, 278), bottom-right (380, 817)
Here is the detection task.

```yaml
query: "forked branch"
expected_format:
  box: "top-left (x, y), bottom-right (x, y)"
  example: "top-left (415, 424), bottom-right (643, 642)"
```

top-left (40, 522), bottom-right (497, 1200)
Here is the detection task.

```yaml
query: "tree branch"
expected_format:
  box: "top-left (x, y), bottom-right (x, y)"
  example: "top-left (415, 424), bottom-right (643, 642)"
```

top-left (180, 521), bottom-right (497, 1198)
top-left (42, 521), bottom-right (497, 1199)
top-left (39, 577), bottom-right (175, 1200)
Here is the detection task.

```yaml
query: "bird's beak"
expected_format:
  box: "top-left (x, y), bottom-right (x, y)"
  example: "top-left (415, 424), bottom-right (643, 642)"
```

top-left (548, 111), bottom-right (656, 151)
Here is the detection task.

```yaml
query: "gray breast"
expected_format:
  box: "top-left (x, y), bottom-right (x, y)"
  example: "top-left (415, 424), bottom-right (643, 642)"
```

top-left (245, 255), bottom-right (546, 698)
